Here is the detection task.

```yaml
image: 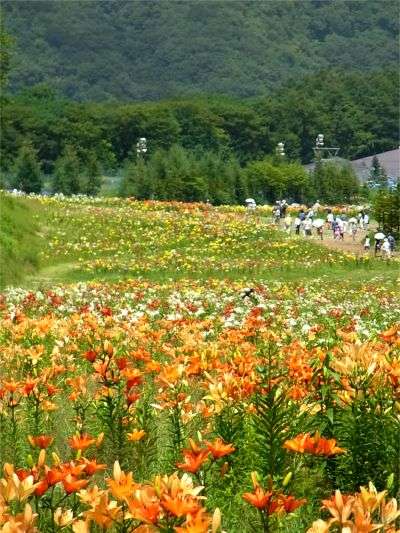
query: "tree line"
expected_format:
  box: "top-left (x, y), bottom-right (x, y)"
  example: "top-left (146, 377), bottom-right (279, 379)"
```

top-left (0, 69), bottom-right (398, 204)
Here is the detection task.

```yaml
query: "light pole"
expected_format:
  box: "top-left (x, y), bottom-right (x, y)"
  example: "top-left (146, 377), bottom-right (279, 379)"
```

top-left (136, 137), bottom-right (148, 159)
top-left (313, 133), bottom-right (339, 162)
top-left (276, 141), bottom-right (285, 158)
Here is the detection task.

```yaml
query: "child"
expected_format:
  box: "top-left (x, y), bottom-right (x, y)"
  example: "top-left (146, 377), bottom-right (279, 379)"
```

top-left (364, 236), bottom-right (370, 251)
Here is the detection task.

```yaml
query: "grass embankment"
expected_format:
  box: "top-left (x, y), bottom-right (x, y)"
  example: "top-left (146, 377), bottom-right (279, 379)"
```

top-left (0, 193), bottom-right (43, 288)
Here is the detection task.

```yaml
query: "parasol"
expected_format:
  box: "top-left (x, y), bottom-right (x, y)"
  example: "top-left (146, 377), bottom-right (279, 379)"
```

top-left (374, 232), bottom-right (385, 240)
top-left (312, 219), bottom-right (324, 228)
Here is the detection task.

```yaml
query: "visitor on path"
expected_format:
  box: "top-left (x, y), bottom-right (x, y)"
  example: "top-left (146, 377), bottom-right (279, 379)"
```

top-left (280, 200), bottom-right (287, 218)
top-left (284, 214), bottom-right (292, 234)
top-left (317, 225), bottom-right (323, 240)
top-left (273, 205), bottom-right (280, 223)
top-left (304, 218), bottom-right (312, 236)
top-left (364, 236), bottom-right (370, 251)
top-left (341, 217), bottom-right (348, 236)
top-left (294, 216), bottom-right (301, 235)
top-left (327, 211), bottom-right (334, 229)
top-left (245, 198), bottom-right (256, 211)
top-left (337, 218), bottom-right (345, 240)
top-left (387, 234), bottom-right (395, 252)
top-left (374, 238), bottom-right (382, 256)
top-left (358, 212), bottom-right (364, 230)
top-left (382, 238), bottom-right (391, 259)
top-left (363, 213), bottom-right (369, 230)
top-left (351, 224), bottom-right (358, 241)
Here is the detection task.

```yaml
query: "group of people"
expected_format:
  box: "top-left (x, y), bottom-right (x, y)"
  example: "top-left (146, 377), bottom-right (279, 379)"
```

top-left (326, 211), bottom-right (368, 241)
top-left (368, 233), bottom-right (396, 258)
top-left (245, 199), bottom-right (396, 259)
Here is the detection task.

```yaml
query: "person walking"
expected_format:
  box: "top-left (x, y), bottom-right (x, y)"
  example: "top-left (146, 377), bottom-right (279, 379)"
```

top-left (364, 236), bottom-right (370, 252)
top-left (294, 216), bottom-right (301, 235)
top-left (327, 211), bottom-right (334, 229)
top-left (363, 213), bottom-right (369, 231)
top-left (337, 218), bottom-right (345, 240)
top-left (374, 238), bottom-right (382, 256)
top-left (304, 217), bottom-right (312, 236)
top-left (382, 238), bottom-right (391, 259)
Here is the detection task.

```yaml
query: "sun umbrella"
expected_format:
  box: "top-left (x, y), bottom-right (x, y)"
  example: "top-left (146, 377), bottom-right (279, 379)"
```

top-left (245, 198), bottom-right (255, 203)
top-left (374, 232), bottom-right (385, 240)
top-left (312, 219), bottom-right (324, 228)
top-left (348, 217), bottom-right (357, 223)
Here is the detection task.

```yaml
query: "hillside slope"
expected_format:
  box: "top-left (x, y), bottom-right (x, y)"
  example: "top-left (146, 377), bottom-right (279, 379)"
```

top-left (0, 194), bottom-right (42, 287)
top-left (3, 0), bottom-right (399, 100)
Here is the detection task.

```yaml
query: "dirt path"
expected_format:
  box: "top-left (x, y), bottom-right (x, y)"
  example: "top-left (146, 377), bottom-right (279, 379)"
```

top-left (303, 227), bottom-right (398, 259)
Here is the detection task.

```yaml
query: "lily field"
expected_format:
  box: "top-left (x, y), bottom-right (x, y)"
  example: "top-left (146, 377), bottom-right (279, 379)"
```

top-left (0, 196), bottom-right (399, 532)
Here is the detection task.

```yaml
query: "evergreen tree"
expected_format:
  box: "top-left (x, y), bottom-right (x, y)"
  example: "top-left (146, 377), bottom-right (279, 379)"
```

top-left (12, 142), bottom-right (42, 193)
top-left (373, 184), bottom-right (400, 237)
top-left (369, 155), bottom-right (388, 188)
top-left (53, 145), bottom-right (82, 195)
top-left (311, 161), bottom-right (359, 203)
top-left (82, 153), bottom-right (102, 196)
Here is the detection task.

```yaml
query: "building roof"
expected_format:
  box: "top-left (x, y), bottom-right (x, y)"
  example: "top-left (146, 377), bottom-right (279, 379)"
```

top-left (350, 148), bottom-right (400, 180)
top-left (304, 148), bottom-right (400, 181)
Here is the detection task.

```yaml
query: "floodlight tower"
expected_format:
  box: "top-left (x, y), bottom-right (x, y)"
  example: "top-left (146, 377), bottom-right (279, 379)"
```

top-left (136, 137), bottom-right (148, 159)
top-left (276, 141), bottom-right (285, 157)
top-left (313, 133), bottom-right (339, 162)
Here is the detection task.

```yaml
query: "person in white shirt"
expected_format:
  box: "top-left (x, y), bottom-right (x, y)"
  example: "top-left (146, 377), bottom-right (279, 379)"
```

top-left (382, 238), bottom-right (391, 259)
top-left (304, 218), bottom-right (312, 236)
top-left (294, 216), bottom-right (301, 235)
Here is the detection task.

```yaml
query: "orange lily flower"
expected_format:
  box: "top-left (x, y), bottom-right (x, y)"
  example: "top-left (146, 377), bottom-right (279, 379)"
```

top-left (63, 475), bottom-right (89, 494)
top-left (204, 438), bottom-right (235, 459)
top-left (175, 509), bottom-right (212, 533)
top-left (279, 494), bottom-right (306, 513)
top-left (243, 487), bottom-right (274, 510)
top-left (283, 432), bottom-right (345, 456)
top-left (127, 429), bottom-right (146, 442)
top-left (28, 435), bottom-right (54, 449)
top-left (176, 449), bottom-right (209, 474)
top-left (161, 494), bottom-right (200, 517)
top-left (68, 434), bottom-right (96, 451)
top-left (107, 461), bottom-right (137, 501)
top-left (80, 458), bottom-right (107, 476)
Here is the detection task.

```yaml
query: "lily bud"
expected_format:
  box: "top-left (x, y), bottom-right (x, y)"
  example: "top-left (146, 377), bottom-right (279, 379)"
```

top-left (38, 449), bottom-right (46, 467)
top-left (283, 472), bottom-right (293, 487)
top-left (26, 454), bottom-right (34, 468)
top-left (52, 452), bottom-right (61, 466)
top-left (212, 507), bottom-right (221, 533)
top-left (386, 473), bottom-right (394, 490)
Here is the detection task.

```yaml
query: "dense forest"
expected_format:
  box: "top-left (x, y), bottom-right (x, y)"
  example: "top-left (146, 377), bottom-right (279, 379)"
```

top-left (2, 0), bottom-right (399, 100)
top-left (2, 69), bottom-right (398, 173)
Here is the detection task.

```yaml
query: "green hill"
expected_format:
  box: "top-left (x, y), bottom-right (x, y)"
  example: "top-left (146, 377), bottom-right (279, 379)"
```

top-left (2, 0), bottom-right (399, 101)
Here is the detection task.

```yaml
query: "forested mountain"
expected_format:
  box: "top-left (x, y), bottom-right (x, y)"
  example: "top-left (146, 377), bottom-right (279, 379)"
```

top-left (2, 0), bottom-right (399, 101)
